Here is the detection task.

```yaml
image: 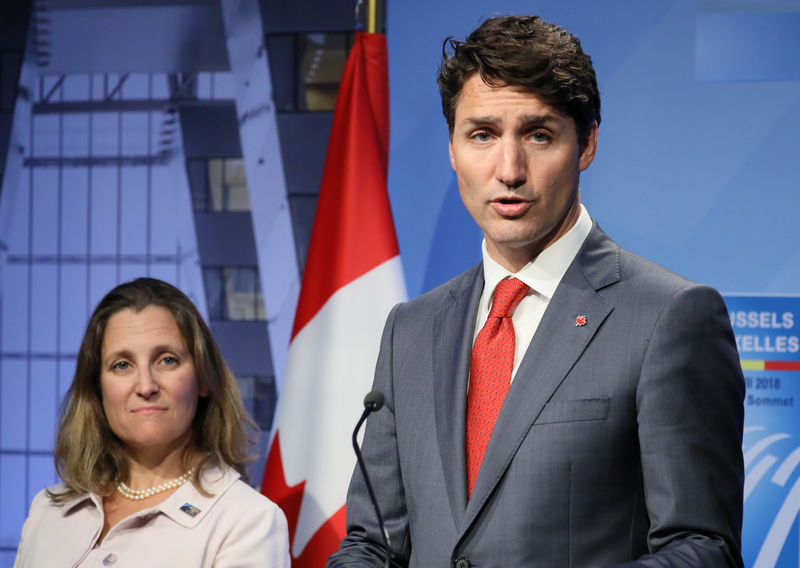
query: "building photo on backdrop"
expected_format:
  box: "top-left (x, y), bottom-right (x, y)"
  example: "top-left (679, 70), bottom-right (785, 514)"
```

top-left (0, 0), bottom-right (799, 566)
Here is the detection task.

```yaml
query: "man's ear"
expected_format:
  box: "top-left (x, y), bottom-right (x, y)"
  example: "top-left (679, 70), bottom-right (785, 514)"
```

top-left (579, 122), bottom-right (599, 172)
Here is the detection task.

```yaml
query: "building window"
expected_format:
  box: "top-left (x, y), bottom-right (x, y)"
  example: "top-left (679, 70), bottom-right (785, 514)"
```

top-left (188, 157), bottom-right (251, 212)
top-left (209, 158), bottom-right (249, 211)
top-left (266, 32), bottom-right (353, 112)
top-left (203, 266), bottom-right (265, 321)
top-left (237, 374), bottom-right (277, 430)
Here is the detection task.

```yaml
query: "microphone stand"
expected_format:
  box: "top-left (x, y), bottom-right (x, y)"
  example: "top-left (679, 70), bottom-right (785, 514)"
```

top-left (352, 391), bottom-right (392, 568)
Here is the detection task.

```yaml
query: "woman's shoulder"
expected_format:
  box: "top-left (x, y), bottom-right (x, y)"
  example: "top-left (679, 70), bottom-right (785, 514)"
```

top-left (21, 484), bottom-right (99, 539)
top-left (16, 485), bottom-right (99, 566)
top-left (193, 465), bottom-right (289, 556)
top-left (22, 486), bottom-right (56, 527)
top-left (27, 483), bottom-right (82, 514)
top-left (195, 468), bottom-right (290, 566)
top-left (199, 465), bottom-right (284, 516)
top-left (218, 471), bottom-right (283, 514)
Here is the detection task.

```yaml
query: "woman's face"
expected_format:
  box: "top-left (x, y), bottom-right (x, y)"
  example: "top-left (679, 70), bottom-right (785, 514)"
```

top-left (99, 305), bottom-right (208, 460)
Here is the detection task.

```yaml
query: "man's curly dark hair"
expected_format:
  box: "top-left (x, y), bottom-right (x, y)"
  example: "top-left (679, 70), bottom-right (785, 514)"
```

top-left (437, 15), bottom-right (601, 146)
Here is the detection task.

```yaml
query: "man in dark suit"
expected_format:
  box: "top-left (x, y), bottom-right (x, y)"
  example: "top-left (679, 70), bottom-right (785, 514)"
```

top-left (328, 15), bottom-right (744, 567)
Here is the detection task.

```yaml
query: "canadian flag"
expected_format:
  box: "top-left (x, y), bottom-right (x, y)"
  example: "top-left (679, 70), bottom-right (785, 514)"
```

top-left (261, 32), bottom-right (406, 566)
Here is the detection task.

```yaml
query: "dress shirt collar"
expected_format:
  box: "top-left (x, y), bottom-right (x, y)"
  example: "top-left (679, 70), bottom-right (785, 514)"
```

top-left (481, 203), bottom-right (592, 304)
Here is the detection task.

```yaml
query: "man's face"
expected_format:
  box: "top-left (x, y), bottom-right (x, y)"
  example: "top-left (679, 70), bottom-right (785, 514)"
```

top-left (449, 74), bottom-right (597, 272)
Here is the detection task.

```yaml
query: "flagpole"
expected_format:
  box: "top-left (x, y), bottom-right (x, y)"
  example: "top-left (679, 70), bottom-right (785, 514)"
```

top-left (367, 0), bottom-right (377, 33)
top-left (365, 0), bottom-right (383, 34)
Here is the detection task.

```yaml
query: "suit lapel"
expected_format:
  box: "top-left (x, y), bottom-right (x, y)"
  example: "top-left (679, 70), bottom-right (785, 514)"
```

top-left (433, 263), bottom-right (484, 528)
top-left (461, 224), bottom-right (621, 534)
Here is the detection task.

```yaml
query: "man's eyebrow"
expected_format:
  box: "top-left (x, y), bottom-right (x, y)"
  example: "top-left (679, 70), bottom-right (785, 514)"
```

top-left (518, 113), bottom-right (560, 126)
top-left (461, 113), bottom-right (560, 128)
top-left (462, 115), bottom-right (501, 127)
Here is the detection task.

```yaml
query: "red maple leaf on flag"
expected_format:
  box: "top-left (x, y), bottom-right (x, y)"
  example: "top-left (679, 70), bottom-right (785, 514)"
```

top-left (263, 434), bottom-right (347, 566)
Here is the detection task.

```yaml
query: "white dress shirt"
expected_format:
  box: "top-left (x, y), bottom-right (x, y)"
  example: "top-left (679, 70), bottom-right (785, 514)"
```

top-left (474, 204), bottom-right (593, 380)
top-left (14, 465), bottom-right (290, 568)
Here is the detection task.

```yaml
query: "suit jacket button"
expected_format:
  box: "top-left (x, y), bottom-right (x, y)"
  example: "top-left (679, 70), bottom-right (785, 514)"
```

top-left (454, 558), bottom-right (471, 568)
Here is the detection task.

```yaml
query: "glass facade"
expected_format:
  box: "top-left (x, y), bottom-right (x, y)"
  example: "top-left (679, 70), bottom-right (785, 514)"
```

top-left (0, 71), bottom-right (205, 560)
top-left (0, 5), bottom-right (351, 564)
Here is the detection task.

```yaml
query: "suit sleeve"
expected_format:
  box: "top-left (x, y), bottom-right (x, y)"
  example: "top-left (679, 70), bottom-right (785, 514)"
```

top-left (608, 284), bottom-right (745, 568)
top-left (327, 304), bottom-right (412, 567)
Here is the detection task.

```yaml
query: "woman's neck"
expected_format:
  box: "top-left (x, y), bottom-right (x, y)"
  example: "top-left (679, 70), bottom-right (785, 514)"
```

top-left (123, 445), bottom-right (198, 490)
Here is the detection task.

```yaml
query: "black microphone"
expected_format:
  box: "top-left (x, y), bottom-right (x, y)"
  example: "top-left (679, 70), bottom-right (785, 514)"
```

top-left (352, 390), bottom-right (392, 567)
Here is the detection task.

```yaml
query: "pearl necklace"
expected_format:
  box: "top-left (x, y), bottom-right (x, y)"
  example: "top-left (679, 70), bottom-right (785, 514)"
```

top-left (116, 469), bottom-right (193, 501)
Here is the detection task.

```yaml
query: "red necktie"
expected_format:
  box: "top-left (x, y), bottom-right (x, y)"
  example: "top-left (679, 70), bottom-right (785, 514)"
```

top-left (466, 277), bottom-right (530, 497)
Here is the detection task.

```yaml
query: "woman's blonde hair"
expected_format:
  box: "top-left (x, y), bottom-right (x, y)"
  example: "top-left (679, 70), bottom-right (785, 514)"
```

top-left (49, 277), bottom-right (257, 501)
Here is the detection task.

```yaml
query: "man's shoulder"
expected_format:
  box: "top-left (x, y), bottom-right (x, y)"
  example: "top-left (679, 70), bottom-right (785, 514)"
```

top-left (600, 239), bottom-right (729, 320)
top-left (575, 225), bottom-right (731, 323)
top-left (619, 247), bottom-right (691, 284)
top-left (400, 262), bottom-right (482, 311)
top-left (586, 224), bottom-right (703, 292)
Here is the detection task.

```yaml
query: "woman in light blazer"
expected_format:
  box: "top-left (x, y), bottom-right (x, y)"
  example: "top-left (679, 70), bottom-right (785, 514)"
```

top-left (15, 278), bottom-right (289, 567)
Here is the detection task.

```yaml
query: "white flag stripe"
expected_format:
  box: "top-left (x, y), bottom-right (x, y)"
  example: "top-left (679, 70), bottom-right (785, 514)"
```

top-left (272, 256), bottom-right (406, 555)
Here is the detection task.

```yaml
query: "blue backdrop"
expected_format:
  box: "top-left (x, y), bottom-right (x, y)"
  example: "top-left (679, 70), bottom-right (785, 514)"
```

top-left (386, 0), bottom-right (800, 298)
